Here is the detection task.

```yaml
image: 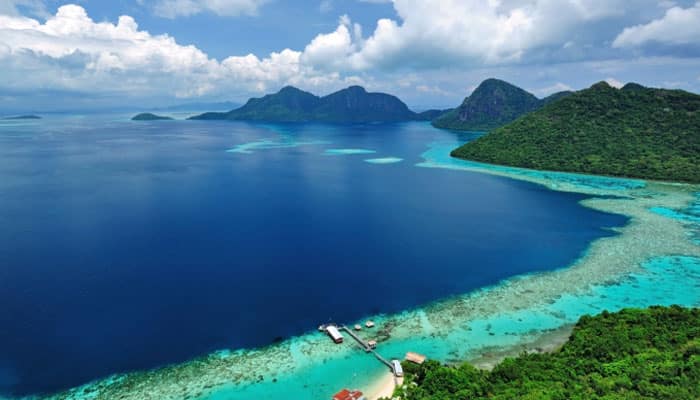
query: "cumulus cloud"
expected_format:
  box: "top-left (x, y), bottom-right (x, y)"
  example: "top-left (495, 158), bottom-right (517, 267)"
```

top-left (299, 0), bottom-right (658, 72)
top-left (0, 4), bottom-right (357, 100)
top-left (152, 0), bottom-right (268, 18)
top-left (1, 0), bottom-right (698, 109)
top-left (613, 2), bottom-right (700, 48)
top-left (604, 77), bottom-right (624, 88)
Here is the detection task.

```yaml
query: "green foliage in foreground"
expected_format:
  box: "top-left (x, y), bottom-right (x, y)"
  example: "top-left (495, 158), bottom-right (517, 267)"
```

top-left (451, 82), bottom-right (700, 183)
top-left (388, 306), bottom-right (700, 400)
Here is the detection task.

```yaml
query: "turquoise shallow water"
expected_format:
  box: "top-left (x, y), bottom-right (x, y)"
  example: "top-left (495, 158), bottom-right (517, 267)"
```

top-left (196, 256), bottom-right (700, 400)
top-left (13, 126), bottom-right (699, 400)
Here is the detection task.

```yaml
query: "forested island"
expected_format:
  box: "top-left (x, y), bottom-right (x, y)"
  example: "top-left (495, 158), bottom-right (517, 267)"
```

top-left (2, 115), bottom-right (41, 120)
top-left (189, 85), bottom-right (431, 123)
top-left (387, 306), bottom-right (699, 400)
top-left (131, 113), bottom-right (174, 121)
top-left (451, 82), bottom-right (700, 183)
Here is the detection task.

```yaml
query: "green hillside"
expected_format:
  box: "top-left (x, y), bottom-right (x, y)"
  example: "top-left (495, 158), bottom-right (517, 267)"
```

top-left (190, 86), bottom-right (419, 123)
top-left (432, 79), bottom-right (550, 131)
top-left (451, 82), bottom-right (700, 183)
top-left (389, 306), bottom-right (700, 400)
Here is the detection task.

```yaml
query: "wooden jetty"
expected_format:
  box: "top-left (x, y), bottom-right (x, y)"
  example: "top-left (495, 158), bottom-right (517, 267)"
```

top-left (339, 325), bottom-right (397, 375)
top-left (319, 322), bottom-right (404, 377)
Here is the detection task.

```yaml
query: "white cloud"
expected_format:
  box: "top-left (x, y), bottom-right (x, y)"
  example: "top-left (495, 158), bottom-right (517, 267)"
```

top-left (613, 2), bottom-right (700, 47)
top-left (605, 77), bottom-right (624, 88)
top-left (2, 0), bottom-right (699, 109)
top-left (152, 0), bottom-right (268, 18)
top-left (0, 4), bottom-right (355, 99)
top-left (301, 15), bottom-right (363, 71)
top-left (300, 0), bottom-right (657, 72)
top-left (319, 0), bottom-right (333, 13)
top-left (534, 82), bottom-right (574, 96)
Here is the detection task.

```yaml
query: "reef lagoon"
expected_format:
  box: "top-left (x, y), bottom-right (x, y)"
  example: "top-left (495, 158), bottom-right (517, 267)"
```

top-left (0, 117), bottom-right (698, 400)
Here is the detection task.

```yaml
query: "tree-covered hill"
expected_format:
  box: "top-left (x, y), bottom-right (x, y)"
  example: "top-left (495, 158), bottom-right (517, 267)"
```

top-left (451, 82), bottom-right (700, 183)
top-left (190, 86), bottom-right (420, 123)
top-left (131, 113), bottom-right (173, 121)
top-left (432, 79), bottom-right (562, 131)
top-left (389, 306), bottom-right (700, 400)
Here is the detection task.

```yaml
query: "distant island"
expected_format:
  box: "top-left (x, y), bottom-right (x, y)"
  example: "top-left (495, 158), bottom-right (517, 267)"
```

top-left (451, 81), bottom-right (700, 183)
top-left (389, 306), bottom-right (699, 400)
top-left (131, 113), bottom-right (174, 121)
top-left (432, 78), bottom-right (572, 131)
top-left (2, 115), bottom-right (41, 120)
top-left (189, 86), bottom-right (433, 123)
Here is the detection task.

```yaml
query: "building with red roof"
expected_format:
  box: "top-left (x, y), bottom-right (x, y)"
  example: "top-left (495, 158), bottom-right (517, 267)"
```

top-left (332, 388), bottom-right (366, 400)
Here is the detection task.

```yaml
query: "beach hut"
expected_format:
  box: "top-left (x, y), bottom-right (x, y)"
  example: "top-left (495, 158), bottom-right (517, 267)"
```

top-left (326, 325), bottom-right (344, 344)
top-left (354, 324), bottom-right (362, 331)
top-left (367, 340), bottom-right (377, 349)
top-left (391, 359), bottom-right (404, 377)
top-left (405, 352), bottom-right (426, 364)
top-left (365, 320), bottom-right (375, 328)
top-left (332, 389), bottom-right (366, 400)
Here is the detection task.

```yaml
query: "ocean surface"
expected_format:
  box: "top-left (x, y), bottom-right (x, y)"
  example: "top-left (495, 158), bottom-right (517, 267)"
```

top-left (0, 115), bottom-right (627, 397)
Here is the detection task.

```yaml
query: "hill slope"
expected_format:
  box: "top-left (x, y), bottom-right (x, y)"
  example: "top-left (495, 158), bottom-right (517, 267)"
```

top-left (190, 86), bottom-right (419, 123)
top-left (451, 82), bottom-right (700, 182)
top-left (432, 79), bottom-right (547, 131)
top-left (392, 306), bottom-right (700, 400)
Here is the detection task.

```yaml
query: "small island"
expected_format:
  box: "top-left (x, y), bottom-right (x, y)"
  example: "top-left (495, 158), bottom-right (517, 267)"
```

top-left (131, 113), bottom-right (174, 121)
top-left (2, 115), bottom-right (41, 120)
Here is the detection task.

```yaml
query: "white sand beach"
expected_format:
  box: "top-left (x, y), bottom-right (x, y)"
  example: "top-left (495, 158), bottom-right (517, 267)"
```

top-left (366, 372), bottom-right (400, 400)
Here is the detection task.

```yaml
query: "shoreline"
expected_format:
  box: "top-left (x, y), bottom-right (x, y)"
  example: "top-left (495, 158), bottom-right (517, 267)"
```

top-left (360, 141), bottom-right (700, 400)
top-left (366, 373), bottom-right (398, 400)
top-left (365, 324), bottom-right (574, 400)
top-left (31, 140), bottom-right (700, 400)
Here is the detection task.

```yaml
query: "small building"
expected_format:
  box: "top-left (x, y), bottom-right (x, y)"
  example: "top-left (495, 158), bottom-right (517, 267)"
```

top-left (354, 324), bottom-right (362, 331)
top-left (326, 325), bottom-right (344, 344)
top-left (405, 352), bottom-right (426, 364)
top-left (365, 320), bottom-right (375, 328)
top-left (391, 359), bottom-right (404, 377)
top-left (367, 340), bottom-right (377, 349)
top-left (332, 389), bottom-right (365, 400)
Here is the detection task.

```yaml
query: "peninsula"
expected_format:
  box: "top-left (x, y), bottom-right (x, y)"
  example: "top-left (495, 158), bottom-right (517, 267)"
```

top-left (451, 81), bottom-right (700, 182)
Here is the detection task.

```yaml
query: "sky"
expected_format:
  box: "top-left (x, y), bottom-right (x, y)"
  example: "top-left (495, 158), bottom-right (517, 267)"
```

top-left (1, 0), bottom-right (700, 112)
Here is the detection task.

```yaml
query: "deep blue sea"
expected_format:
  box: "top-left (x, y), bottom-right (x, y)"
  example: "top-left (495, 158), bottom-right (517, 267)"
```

top-left (0, 115), bottom-right (626, 396)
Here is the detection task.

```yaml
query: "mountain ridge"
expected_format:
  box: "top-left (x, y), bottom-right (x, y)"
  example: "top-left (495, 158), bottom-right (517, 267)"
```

top-left (190, 86), bottom-right (424, 123)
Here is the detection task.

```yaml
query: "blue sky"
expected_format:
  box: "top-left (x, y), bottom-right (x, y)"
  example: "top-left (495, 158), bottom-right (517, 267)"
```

top-left (1, 0), bottom-right (700, 112)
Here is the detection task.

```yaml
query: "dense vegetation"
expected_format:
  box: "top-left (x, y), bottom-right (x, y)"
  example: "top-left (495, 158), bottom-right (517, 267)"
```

top-left (190, 85), bottom-right (422, 123)
top-left (452, 82), bottom-right (700, 183)
top-left (387, 306), bottom-right (699, 400)
top-left (131, 113), bottom-right (173, 121)
top-left (432, 79), bottom-right (569, 131)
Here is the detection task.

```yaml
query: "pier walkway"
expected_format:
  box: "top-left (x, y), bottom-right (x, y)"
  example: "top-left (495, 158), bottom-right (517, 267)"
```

top-left (340, 326), bottom-right (395, 372)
